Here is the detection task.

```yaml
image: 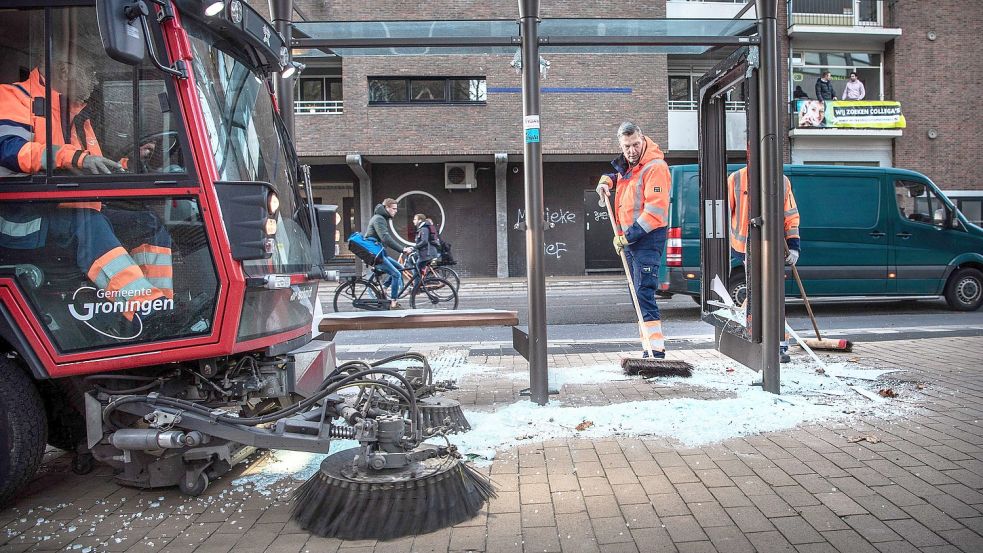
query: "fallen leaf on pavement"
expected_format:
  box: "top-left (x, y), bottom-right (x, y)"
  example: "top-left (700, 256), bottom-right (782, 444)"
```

top-left (815, 367), bottom-right (826, 375)
top-left (847, 436), bottom-right (864, 443)
top-left (848, 357), bottom-right (861, 363)
top-left (878, 388), bottom-right (897, 398)
top-left (576, 420), bottom-right (594, 431)
top-left (847, 435), bottom-right (880, 444)
top-left (917, 383), bottom-right (926, 390)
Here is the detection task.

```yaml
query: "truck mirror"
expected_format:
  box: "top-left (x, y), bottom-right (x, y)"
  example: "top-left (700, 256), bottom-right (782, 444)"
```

top-left (314, 205), bottom-right (338, 263)
top-left (214, 181), bottom-right (277, 260)
top-left (96, 0), bottom-right (146, 65)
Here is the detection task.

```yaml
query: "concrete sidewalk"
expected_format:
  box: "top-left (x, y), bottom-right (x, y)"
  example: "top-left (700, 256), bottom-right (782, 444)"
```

top-left (2, 336), bottom-right (983, 553)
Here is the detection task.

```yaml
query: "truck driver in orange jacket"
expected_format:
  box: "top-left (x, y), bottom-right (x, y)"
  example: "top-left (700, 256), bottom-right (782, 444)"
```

top-left (596, 122), bottom-right (673, 358)
top-left (0, 52), bottom-right (171, 325)
top-left (727, 165), bottom-right (801, 361)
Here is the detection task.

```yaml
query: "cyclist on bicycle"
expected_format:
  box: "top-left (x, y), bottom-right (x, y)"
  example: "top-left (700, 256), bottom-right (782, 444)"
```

top-left (366, 199), bottom-right (412, 309)
top-left (410, 213), bottom-right (439, 283)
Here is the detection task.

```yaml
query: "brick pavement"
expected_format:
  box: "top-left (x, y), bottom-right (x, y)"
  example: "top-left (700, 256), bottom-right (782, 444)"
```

top-left (2, 336), bottom-right (983, 552)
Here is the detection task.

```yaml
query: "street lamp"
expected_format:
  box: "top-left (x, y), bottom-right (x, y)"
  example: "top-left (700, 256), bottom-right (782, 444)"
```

top-left (510, 49), bottom-right (551, 79)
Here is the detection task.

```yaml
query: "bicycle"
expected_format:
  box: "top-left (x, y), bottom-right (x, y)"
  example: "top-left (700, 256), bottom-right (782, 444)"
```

top-left (395, 253), bottom-right (460, 295)
top-left (333, 255), bottom-right (458, 312)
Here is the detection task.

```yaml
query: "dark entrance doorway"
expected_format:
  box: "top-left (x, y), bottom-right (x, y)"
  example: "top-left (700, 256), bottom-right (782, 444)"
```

top-left (583, 190), bottom-right (621, 272)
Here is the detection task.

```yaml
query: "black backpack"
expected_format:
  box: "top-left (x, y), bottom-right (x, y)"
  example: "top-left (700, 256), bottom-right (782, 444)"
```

top-left (426, 222), bottom-right (454, 263)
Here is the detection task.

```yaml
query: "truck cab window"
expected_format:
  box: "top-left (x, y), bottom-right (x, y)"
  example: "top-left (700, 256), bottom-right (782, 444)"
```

top-left (895, 180), bottom-right (947, 226)
top-left (0, 7), bottom-right (188, 180)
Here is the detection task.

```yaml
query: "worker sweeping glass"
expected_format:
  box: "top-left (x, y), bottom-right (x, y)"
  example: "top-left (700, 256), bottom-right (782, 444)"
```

top-left (596, 122), bottom-right (673, 360)
top-left (727, 162), bottom-right (801, 362)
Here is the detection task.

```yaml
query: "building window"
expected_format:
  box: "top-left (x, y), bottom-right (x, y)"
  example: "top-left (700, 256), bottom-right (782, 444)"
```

top-left (791, 51), bottom-right (881, 100)
top-left (368, 77), bottom-right (487, 105)
top-left (294, 74), bottom-right (343, 114)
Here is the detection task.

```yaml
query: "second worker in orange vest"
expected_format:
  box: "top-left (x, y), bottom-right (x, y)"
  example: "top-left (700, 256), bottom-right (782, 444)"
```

top-left (596, 122), bottom-right (672, 358)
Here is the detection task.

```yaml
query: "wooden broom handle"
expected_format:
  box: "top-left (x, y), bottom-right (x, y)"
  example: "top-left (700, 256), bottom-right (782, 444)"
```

top-left (603, 194), bottom-right (655, 355)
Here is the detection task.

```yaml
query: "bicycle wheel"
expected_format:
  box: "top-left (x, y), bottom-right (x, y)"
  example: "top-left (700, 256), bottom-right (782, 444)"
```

top-left (432, 266), bottom-right (460, 291)
top-left (333, 278), bottom-right (384, 312)
top-left (410, 277), bottom-right (458, 310)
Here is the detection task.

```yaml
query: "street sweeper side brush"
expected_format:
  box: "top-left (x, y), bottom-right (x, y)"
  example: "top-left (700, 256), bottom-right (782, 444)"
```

top-left (407, 396), bottom-right (472, 435)
top-left (291, 444), bottom-right (495, 540)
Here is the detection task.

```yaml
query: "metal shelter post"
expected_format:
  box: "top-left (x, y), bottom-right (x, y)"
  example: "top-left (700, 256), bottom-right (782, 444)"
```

top-left (272, 0), bottom-right (294, 139)
top-left (755, 0), bottom-right (783, 393)
top-left (518, 0), bottom-right (549, 405)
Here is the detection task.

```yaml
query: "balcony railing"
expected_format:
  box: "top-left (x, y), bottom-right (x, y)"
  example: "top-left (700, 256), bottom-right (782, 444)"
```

top-left (295, 100), bottom-right (344, 114)
top-left (788, 0), bottom-right (895, 28)
top-left (669, 100), bottom-right (745, 112)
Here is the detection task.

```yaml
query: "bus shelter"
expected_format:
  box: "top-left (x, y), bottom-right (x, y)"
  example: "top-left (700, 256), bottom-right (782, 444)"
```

top-left (277, 0), bottom-right (790, 401)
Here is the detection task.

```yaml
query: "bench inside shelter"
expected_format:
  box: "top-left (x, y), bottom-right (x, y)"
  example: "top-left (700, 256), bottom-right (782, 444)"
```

top-left (316, 308), bottom-right (520, 341)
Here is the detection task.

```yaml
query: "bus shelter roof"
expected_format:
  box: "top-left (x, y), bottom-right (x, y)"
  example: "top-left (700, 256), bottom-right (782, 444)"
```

top-left (292, 18), bottom-right (759, 57)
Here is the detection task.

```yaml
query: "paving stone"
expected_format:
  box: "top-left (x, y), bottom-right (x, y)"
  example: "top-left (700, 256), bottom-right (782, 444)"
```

top-left (656, 514), bottom-right (707, 544)
top-left (521, 526), bottom-right (560, 553)
top-left (705, 525), bottom-right (755, 553)
top-left (688, 500), bottom-right (732, 528)
top-left (650, 493), bottom-right (691, 518)
top-left (884, 518), bottom-right (948, 547)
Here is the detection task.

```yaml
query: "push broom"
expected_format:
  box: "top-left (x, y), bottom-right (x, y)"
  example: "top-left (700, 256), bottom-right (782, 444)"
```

top-left (786, 245), bottom-right (853, 353)
top-left (602, 194), bottom-right (693, 377)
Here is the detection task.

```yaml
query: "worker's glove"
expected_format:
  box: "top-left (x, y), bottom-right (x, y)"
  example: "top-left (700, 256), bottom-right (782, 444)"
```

top-left (595, 176), bottom-right (612, 201)
top-left (82, 154), bottom-right (123, 175)
top-left (785, 249), bottom-right (800, 266)
top-left (612, 234), bottom-right (629, 252)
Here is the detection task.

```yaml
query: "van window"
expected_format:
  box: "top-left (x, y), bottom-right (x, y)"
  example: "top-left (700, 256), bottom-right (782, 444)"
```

top-left (895, 180), bottom-right (947, 226)
top-left (956, 198), bottom-right (982, 226)
top-left (792, 176), bottom-right (880, 229)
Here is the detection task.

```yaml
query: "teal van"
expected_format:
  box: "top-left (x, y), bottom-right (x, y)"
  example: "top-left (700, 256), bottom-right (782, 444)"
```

top-left (662, 164), bottom-right (983, 311)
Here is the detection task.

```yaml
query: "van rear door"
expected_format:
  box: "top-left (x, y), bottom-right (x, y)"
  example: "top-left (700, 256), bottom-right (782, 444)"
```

top-left (891, 179), bottom-right (959, 295)
top-left (789, 172), bottom-right (889, 296)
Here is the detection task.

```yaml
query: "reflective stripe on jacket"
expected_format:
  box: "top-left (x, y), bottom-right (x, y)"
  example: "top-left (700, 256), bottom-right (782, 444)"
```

top-left (611, 136), bottom-right (671, 243)
top-left (0, 68), bottom-right (101, 177)
top-left (727, 167), bottom-right (800, 254)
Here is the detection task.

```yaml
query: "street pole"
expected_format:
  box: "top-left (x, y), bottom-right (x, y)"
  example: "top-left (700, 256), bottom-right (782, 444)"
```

top-left (756, 0), bottom-right (783, 393)
top-left (272, 0), bottom-right (295, 139)
top-left (518, 0), bottom-right (549, 405)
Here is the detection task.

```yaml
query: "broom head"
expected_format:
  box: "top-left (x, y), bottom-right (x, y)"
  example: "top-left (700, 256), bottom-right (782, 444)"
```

top-left (622, 356), bottom-right (693, 377)
top-left (292, 444), bottom-right (495, 540)
top-left (801, 338), bottom-right (853, 352)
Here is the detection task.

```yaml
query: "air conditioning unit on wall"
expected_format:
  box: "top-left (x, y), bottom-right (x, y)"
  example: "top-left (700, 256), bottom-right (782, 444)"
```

top-left (444, 162), bottom-right (477, 190)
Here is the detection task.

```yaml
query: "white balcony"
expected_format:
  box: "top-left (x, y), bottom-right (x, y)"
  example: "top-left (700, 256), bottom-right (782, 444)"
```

top-left (668, 101), bottom-right (747, 152)
top-left (667, 1), bottom-right (756, 20)
top-left (295, 100), bottom-right (344, 114)
top-left (787, 0), bottom-right (901, 45)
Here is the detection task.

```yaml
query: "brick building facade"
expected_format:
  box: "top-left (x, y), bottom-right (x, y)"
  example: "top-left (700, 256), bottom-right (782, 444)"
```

top-left (278, 0), bottom-right (981, 278)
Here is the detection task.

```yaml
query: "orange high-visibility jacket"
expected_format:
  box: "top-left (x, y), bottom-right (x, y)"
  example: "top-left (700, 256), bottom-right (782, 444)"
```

top-left (727, 166), bottom-right (800, 254)
top-left (0, 68), bottom-right (104, 176)
top-left (611, 136), bottom-right (671, 242)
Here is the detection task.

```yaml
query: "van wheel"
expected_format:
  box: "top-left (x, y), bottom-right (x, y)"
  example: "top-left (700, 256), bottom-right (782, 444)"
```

top-left (728, 273), bottom-right (748, 307)
top-left (0, 358), bottom-right (47, 507)
top-left (945, 268), bottom-right (983, 311)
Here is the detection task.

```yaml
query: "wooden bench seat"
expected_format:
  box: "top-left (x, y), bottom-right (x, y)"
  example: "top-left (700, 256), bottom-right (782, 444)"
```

top-left (317, 308), bottom-right (518, 339)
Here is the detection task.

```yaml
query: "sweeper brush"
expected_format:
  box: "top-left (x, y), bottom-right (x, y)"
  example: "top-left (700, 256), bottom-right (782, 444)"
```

top-left (292, 444), bottom-right (494, 540)
top-left (622, 357), bottom-right (694, 377)
top-left (290, 356), bottom-right (492, 540)
top-left (407, 396), bottom-right (472, 434)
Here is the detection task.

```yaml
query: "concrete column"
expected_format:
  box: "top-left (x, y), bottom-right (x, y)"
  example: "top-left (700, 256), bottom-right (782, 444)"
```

top-left (495, 153), bottom-right (509, 278)
top-left (346, 154), bottom-right (372, 232)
